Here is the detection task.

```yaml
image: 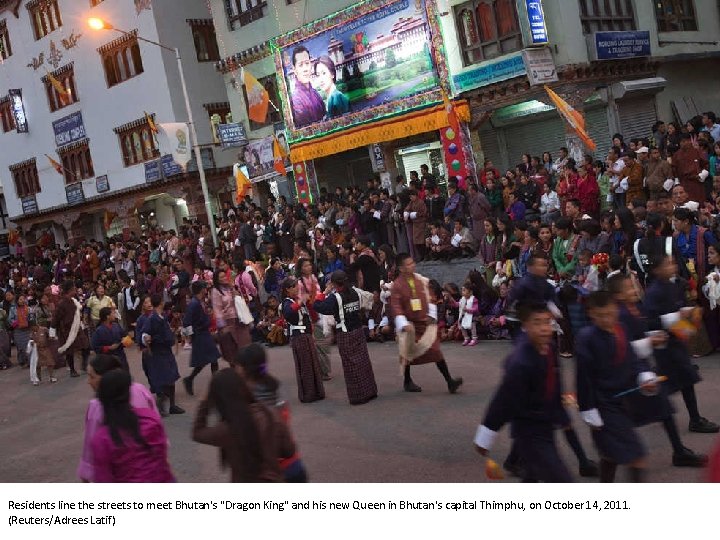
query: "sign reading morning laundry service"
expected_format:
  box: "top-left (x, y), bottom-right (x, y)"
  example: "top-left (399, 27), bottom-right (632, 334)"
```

top-left (594, 31), bottom-right (651, 60)
top-left (52, 111), bottom-right (86, 147)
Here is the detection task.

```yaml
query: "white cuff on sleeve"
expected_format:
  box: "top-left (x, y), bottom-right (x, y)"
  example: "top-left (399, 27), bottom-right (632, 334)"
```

top-left (630, 337), bottom-right (653, 359)
top-left (580, 408), bottom-right (604, 428)
top-left (394, 315), bottom-right (409, 333)
top-left (410, 212), bottom-right (418, 219)
top-left (637, 372), bottom-right (659, 395)
top-left (368, 320), bottom-right (375, 330)
top-left (48, 328), bottom-right (57, 339)
top-left (473, 425), bottom-right (497, 451)
top-left (547, 301), bottom-right (563, 319)
top-left (428, 304), bottom-right (438, 321)
top-left (660, 311), bottom-right (681, 329)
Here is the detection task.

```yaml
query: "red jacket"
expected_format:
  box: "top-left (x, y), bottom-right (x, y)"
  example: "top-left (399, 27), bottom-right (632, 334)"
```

top-left (577, 173), bottom-right (599, 215)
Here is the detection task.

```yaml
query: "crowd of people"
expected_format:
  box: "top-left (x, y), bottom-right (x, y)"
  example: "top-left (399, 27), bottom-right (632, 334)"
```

top-left (2, 112), bottom-right (720, 482)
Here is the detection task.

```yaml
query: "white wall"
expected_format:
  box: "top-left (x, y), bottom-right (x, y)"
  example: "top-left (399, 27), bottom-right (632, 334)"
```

top-left (0, 0), bottom-right (233, 222)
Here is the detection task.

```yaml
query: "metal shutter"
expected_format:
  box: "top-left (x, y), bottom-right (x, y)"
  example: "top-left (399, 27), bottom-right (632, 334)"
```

top-left (479, 125), bottom-right (503, 171)
top-left (586, 106), bottom-right (612, 161)
top-left (504, 116), bottom-right (566, 170)
top-left (618, 96), bottom-right (657, 142)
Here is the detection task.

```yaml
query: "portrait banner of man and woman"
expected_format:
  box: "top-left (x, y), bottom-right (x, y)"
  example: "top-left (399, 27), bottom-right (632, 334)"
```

top-left (277, 0), bottom-right (438, 131)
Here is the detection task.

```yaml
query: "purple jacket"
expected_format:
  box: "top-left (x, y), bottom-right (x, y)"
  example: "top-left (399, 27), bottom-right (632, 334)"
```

top-left (290, 81), bottom-right (325, 128)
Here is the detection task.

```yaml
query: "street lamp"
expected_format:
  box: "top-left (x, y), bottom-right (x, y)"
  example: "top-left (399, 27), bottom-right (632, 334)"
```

top-left (88, 17), bottom-right (218, 246)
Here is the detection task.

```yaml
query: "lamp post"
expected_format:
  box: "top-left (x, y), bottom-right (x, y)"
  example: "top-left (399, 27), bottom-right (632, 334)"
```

top-left (88, 17), bottom-right (218, 246)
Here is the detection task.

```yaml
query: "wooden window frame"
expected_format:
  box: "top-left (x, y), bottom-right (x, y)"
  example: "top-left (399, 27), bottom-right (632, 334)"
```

top-left (655, 0), bottom-right (697, 32)
top-left (0, 18), bottom-right (11, 60)
top-left (27, 0), bottom-right (63, 41)
top-left (242, 73), bottom-right (281, 130)
top-left (578, 0), bottom-right (636, 35)
top-left (98, 30), bottom-right (144, 88)
top-left (225, 0), bottom-right (267, 30)
top-left (58, 139), bottom-right (94, 185)
top-left (114, 116), bottom-right (160, 168)
top-left (205, 102), bottom-right (231, 145)
top-left (188, 19), bottom-right (220, 62)
top-left (9, 159), bottom-right (41, 198)
top-left (453, 0), bottom-right (522, 67)
top-left (0, 95), bottom-right (15, 132)
top-left (42, 63), bottom-right (78, 112)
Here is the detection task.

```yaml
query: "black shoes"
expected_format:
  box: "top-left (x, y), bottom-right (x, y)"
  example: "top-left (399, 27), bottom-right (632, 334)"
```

top-left (404, 381), bottom-right (422, 392)
top-left (672, 447), bottom-right (708, 467)
top-left (168, 405), bottom-right (185, 415)
top-left (579, 460), bottom-right (599, 477)
top-left (183, 377), bottom-right (194, 396)
top-left (689, 417), bottom-right (720, 433)
top-left (448, 377), bottom-right (463, 394)
top-left (503, 460), bottom-right (525, 478)
top-left (70, 371), bottom-right (80, 378)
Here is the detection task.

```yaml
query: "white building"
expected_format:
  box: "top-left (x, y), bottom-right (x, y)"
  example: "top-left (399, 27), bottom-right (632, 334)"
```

top-left (0, 0), bottom-right (234, 253)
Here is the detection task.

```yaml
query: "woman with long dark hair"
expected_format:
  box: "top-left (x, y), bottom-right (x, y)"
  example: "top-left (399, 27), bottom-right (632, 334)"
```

top-left (281, 276), bottom-right (325, 403)
top-left (192, 368), bottom-right (294, 482)
top-left (611, 207), bottom-right (638, 259)
top-left (90, 368), bottom-right (174, 482)
top-left (234, 344), bottom-right (308, 482)
top-left (78, 354), bottom-right (158, 481)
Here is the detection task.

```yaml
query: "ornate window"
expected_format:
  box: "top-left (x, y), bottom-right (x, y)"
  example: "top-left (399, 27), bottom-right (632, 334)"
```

top-left (58, 139), bottom-right (94, 185)
top-left (114, 116), bottom-right (159, 167)
top-left (655, 0), bottom-right (697, 32)
top-left (0, 18), bottom-right (11, 59)
top-left (578, 0), bottom-right (636, 34)
top-left (0, 95), bottom-right (15, 132)
top-left (27, 0), bottom-right (62, 41)
top-left (453, 0), bottom-right (521, 66)
top-left (98, 30), bottom-right (144, 87)
top-left (188, 19), bottom-right (220, 62)
top-left (242, 73), bottom-right (281, 130)
top-left (9, 159), bottom-right (41, 198)
top-left (42, 63), bottom-right (78, 112)
top-left (225, 0), bottom-right (267, 30)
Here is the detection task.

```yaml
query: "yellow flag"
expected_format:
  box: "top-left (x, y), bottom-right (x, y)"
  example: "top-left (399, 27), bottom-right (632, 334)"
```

top-left (273, 137), bottom-right (287, 175)
top-left (145, 111), bottom-right (158, 134)
top-left (243, 68), bottom-right (269, 124)
top-left (45, 154), bottom-right (64, 175)
top-left (234, 164), bottom-right (251, 203)
top-left (46, 70), bottom-right (70, 104)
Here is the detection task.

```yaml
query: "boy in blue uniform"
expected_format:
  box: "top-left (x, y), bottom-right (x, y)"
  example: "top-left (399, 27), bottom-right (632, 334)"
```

top-left (474, 302), bottom-right (573, 482)
top-left (576, 291), bottom-right (659, 482)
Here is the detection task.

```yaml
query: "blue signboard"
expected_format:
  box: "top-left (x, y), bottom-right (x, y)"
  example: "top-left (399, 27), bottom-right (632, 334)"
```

top-left (95, 175), bottom-right (110, 193)
top-left (21, 196), bottom-right (38, 215)
top-left (452, 53), bottom-right (526, 93)
top-left (144, 160), bottom-right (162, 183)
top-left (595, 31), bottom-right (651, 60)
top-left (525, 1), bottom-right (548, 45)
top-left (217, 123), bottom-right (248, 149)
top-left (53, 111), bottom-right (86, 147)
top-left (65, 182), bottom-right (85, 205)
top-left (161, 154), bottom-right (184, 177)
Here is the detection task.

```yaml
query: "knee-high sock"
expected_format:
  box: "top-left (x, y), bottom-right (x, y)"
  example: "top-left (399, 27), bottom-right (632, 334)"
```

top-left (188, 366), bottom-right (203, 380)
top-left (600, 459), bottom-right (617, 483)
top-left (628, 467), bottom-right (644, 483)
top-left (66, 353), bottom-right (75, 372)
top-left (662, 417), bottom-right (685, 454)
top-left (210, 362), bottom-right (219, 374)
top-left (403, 365), bottom-right (412, 385)
top-left (564, 427), bottom-right (591, 466)
top-left (436, 360), bottom-right (452, 383)
top-left (164, 385), bottom-right (176, 407)
top-left (681, 385), bottom-right (701, 422)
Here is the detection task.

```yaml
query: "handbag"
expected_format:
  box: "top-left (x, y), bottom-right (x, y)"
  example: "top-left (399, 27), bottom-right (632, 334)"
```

top-left (234, 294), bottom-right (254, 325)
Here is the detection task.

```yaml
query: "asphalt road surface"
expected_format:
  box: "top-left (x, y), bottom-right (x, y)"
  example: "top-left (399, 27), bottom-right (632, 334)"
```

top-left (1, 340), bottom-right (718, 483)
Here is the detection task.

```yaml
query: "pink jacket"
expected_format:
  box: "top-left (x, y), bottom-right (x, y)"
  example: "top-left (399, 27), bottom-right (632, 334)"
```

top-left (211, 286), bottom-right (237, 327)
top-left (78, 383), bottom-right (157, 481)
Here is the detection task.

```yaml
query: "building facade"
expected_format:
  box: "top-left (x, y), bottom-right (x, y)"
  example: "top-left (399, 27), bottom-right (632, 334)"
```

top-left (0, 0), bottom-right (233, 253)
top-left (209, 0), bottom-right (720, 196)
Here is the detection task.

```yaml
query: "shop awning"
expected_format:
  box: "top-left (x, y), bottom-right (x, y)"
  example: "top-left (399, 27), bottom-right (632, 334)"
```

top-left (289, 100), bottom-right (470, 163)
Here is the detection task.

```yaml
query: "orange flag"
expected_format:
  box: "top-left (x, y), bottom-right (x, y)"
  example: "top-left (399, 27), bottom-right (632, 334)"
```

top-left (442, 89), bottom-right (459, 132)
top-left (144, 111), bottom-right (158, 134)
top-left (45, 154), bottom-right (64, 175)
top-left (46, 70), bottom-right (70, 105)
top-left (234, 163), bottom-right (251, 203)
top-left (273, 137), bottom-right (287, 176)
top-left (544, 85), bottom-right (596, 152)
top-left (243, 68), bottom-right (269, 124)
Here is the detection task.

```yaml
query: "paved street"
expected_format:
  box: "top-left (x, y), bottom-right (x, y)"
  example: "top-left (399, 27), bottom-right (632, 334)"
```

top-left (1, 340), bottom-right (718, 483)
